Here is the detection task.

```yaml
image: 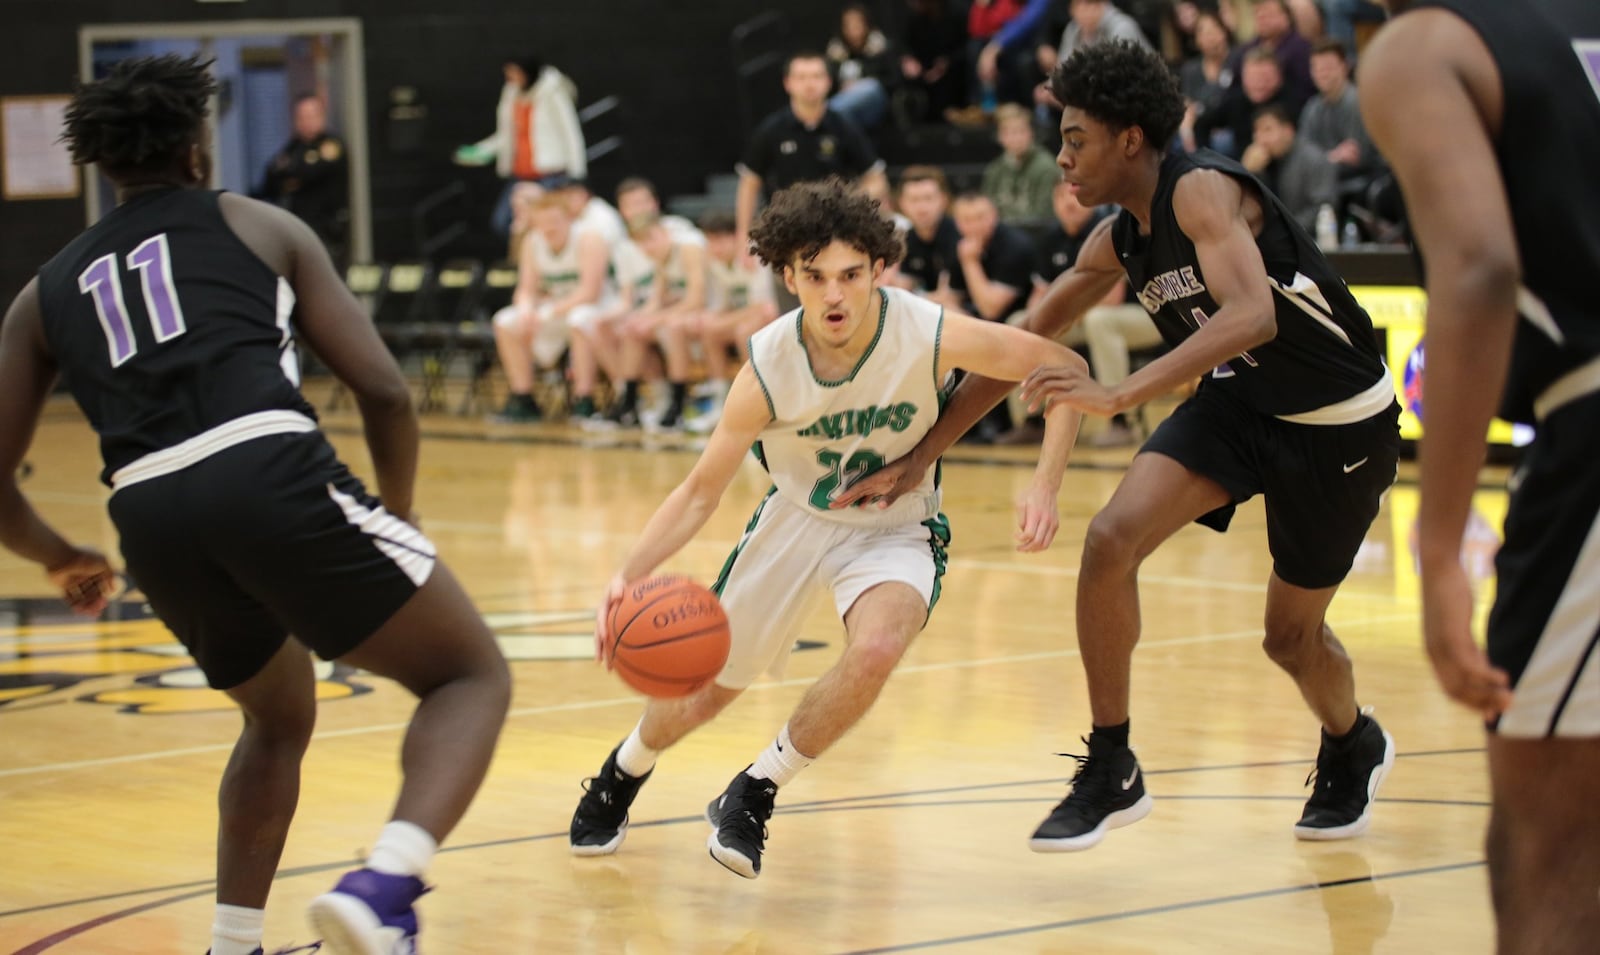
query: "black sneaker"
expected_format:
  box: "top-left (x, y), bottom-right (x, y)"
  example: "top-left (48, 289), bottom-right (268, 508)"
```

top-left (489, 394), bottom-right (540, 424)
top-left (570, 746), bottom-right (653, 856)
top-left (1029, 737), bottom-right (1153, 852)
top-left (600, 400), bottom-right (639, 428)
top-left (705, 769), bottom-right (778, 879)
top-left (1295, 710), bottom-right (1394, 841)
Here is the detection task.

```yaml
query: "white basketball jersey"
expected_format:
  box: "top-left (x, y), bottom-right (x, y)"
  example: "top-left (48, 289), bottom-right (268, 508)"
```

top-left (611, 241), bottom-right (655, 307)
top-left (748, 286), bottom-right (945, 527)
top-left (531, 231), bottom-right (582, 300)
top-left (708, 258), bottom-right (775, 311)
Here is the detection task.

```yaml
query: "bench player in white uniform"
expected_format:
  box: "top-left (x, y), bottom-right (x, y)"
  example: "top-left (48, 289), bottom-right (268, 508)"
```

top-left (597, 214), bottom-right (708, 429)
top-left (685, 210), bottom-right (780, 433)
top-left (490, 189), bottom-right (613, 421)
top-left (567, 178), bottom-right (1088, 878)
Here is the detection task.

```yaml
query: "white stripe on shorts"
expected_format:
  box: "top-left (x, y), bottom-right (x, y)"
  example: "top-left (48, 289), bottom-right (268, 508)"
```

top-left (1498, 506), bottom-right (1600, 738)
top-left (326, 485), bottom-right (438, 587)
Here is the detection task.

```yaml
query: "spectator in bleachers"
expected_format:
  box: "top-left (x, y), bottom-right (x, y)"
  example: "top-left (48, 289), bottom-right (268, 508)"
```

top-left (1225, 0), bottom-right (1314, 114)
top-left (1241, 103), bottom-right (1337, 233)
top-left (1300, 39), bottom-right (1379, 186)
top-left (889, 165), bottom-right (961, 298)
top-left (952, 0), bottom-right (1030, 124)
top-left (1034, 1), bottom-right (1152, 119)
top-left (982, 104), bottom-right (1061, 222)
top-left (826, 4), bottom-right (898, 131)
top-left (454, 56), bottom-right (587, 241)
top-left (491, 191), bottom-right (612, 423)
top-left (949, 191), bottom-right (1038, 442)
top-left (689, 211), bottom-right (780, 432)
top-left (1186, 47), bottom-right (1291, 157)
top-left (897, 0), bottom-right (968, 124)
top-left (598, 214), bottom-right (708, 431)
top-left (253, 95), bottom-right (348, 266)
top-left (1161, 0), bottom-right (1204, 64)
top-left (1178, 12), bottom-right (1236, 136)
top-left (972, 0), bottom-right (1055, 112)
top-left (1286, 0), bottom-right (1325, 41)
top-left (736, 51), bottom-right (885, 303)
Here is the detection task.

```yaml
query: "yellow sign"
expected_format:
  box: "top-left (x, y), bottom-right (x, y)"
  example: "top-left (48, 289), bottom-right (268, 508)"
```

top-left (1348, 285), bottom-right (1526, 446)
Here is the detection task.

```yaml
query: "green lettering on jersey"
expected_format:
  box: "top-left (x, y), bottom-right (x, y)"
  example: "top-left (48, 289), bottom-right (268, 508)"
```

top-left (796, 402), bottom-right (919, 439)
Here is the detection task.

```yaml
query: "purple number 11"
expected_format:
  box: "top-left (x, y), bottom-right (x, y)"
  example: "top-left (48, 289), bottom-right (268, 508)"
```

top-left (77, 233), bottom-right (188, 367)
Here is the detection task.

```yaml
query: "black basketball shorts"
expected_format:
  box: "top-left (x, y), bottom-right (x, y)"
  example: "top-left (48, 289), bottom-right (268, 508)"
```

top-left (1141, 387), bottom-right (1401, 590)
top-left (1489, 370), bottom-right (1600, 738)
top-left (107, 432), bottom-right (435, 689)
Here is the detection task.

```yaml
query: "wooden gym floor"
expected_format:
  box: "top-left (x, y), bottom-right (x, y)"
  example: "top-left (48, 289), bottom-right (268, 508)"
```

top-left (0, 392), bottom-right (1503, 953)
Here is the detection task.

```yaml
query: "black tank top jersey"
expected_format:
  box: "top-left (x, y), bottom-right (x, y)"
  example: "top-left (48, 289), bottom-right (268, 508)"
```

top-left (1111, 150), bottom-right (1385, 417)
top-left (36, 188), bottom-right (315, 484)
top-left (1407, 0), bottom-right (1600, 423)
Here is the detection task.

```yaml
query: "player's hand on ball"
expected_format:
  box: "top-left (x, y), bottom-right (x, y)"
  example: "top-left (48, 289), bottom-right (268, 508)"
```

top-left (1022, 363), bottom-right (1122, 417)
top-left (47, 547), bottom-right (117, 617)
top-left (1421, 562), bottom-right (1513, 720)
top-left (829, 456), bottom-right (924, 510)
top-left (595, 574), bottom-right (629, 668)
top-left (1014, 483), bottom-right (1060, 553)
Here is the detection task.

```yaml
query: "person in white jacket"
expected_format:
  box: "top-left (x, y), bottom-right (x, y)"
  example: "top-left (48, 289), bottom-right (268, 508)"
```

top-left (455, 56), bottom-right (588, 238)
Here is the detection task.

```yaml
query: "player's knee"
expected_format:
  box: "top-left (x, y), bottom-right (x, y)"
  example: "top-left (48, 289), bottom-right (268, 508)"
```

top-left (1261, 619), bottom-right (1320, 668)
top-left (242, 696), bottom-right (316, 751)
top-left (1082, 509), bottom-right (1141, 574)
top-left (848, 631), bottom-right (909, 683)
top-left (477, 647), bottom-right (513, 716)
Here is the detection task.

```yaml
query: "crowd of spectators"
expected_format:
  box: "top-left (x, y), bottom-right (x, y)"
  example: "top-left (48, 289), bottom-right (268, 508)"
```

top-left (358, 1), bottom-right (1402, 447)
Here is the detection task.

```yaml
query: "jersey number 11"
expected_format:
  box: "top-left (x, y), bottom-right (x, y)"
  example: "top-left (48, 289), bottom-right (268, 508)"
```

top-left (77, 232), bottom-right (188, 368)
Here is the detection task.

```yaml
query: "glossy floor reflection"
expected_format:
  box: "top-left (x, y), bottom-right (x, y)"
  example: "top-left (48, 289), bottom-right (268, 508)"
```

top-left (0, 400), bottom-right (1502, 953)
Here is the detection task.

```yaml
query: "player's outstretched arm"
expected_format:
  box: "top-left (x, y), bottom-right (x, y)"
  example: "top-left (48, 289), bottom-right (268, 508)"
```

top-left (1360, 12), bottom-right (1515, 719)
top-left (0, 282), bottom-right (116, 614)
top-left (1048, 170), bottom-right (1276, 416)
top-left (595, 365), bottom-right (771, 659)
top-left (221, 194), bottom-right (421, 521)
top-left (831, 228), bottom-right (1123, 512)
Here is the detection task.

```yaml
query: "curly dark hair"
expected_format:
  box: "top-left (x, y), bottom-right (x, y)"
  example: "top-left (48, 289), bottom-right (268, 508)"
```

top-left (748, 178), bottom-right (903, 275)
top-left (62, 54), bottom-right (216, 176)
top-left (1050, 40), bottom-right (1185, 152)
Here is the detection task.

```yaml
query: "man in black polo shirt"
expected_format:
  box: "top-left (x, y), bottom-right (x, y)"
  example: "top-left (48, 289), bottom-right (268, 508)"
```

top-left (891, 165), bottom-right (962, 296)
top-left (940, 191), bottom-right (1039, 442)
top-left (735, 51), bottom-right (886, 293)
top-left (944, 192), bottom-right (1036, 322)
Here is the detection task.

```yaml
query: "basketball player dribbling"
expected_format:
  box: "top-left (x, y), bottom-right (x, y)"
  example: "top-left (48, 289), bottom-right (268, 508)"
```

top-left (1362, 3), bottom-right (1600, 950)
top-left (568, 178), bottom-right (1087, 879)
top-left (0, 56), bottom-right (509, 955)
top-left (840, 41), bottom-right (1400, 852)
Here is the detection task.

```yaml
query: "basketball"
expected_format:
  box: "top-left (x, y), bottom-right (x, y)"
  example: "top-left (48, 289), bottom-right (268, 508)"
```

top-left (607, 575), bottom-right (731, 698)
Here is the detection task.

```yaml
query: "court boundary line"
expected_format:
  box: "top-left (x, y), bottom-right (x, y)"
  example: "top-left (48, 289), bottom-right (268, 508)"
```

top-left (833, 858), bottom-right (1486, 955)
top-left (0, 612), bottom-right (1423, 780)
top-left (0, 750), bottom-right (1487, 923)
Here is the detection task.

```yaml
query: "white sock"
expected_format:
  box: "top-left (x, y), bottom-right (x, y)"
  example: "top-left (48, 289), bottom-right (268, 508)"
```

top-left (211, 903), bottom-right (264, 955)
top-left (746, 723), bottom-right (813, 788)
top-left (615, 721), bottom-right (659, 778)
top-left (366, 820), bottom-right (437, 877)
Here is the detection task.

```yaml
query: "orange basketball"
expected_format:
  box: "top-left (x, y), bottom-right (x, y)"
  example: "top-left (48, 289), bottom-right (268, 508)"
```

top-left (607, 575), bottom-right (731, 698)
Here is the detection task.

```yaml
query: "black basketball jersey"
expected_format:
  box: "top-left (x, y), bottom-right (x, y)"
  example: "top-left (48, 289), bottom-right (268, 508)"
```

top-left (1111, 150), bottom-right (1387, 419)
top-left (1407, 0), bottom-right (1600, 423)
top-left (36, 188), bottom-right (316, 484)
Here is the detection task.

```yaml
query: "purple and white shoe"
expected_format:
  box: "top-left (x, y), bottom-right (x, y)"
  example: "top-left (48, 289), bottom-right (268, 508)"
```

top-left (307, 869), bottom-right (426, 955)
